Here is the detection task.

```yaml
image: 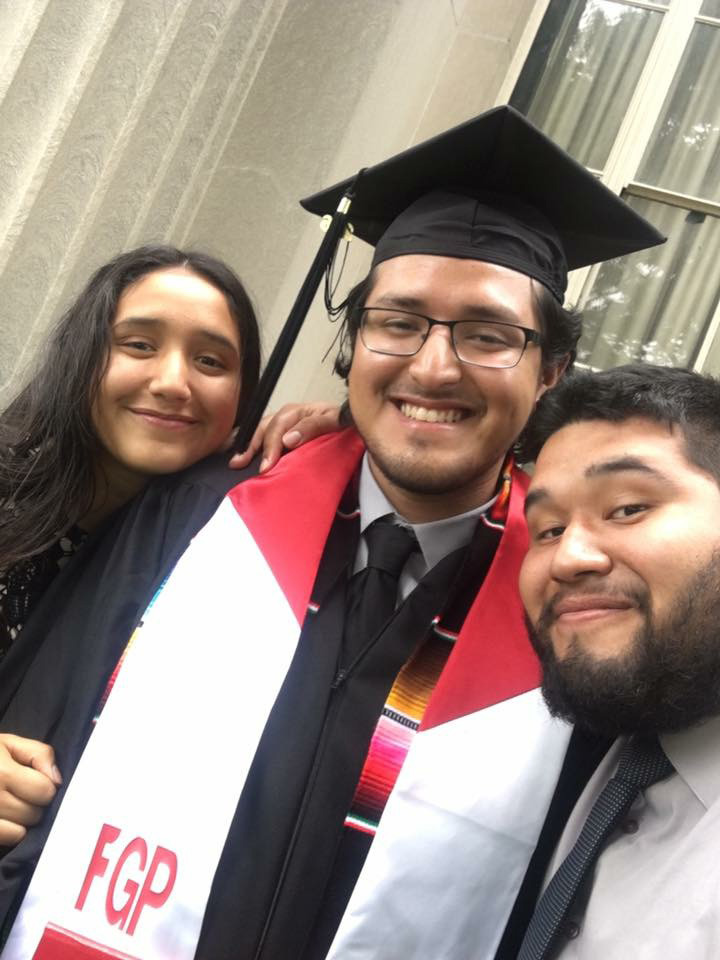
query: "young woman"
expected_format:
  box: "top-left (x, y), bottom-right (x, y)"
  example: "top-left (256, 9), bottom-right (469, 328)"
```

top-left (0, 245), bottom-right (340, 850)
top-left (0, 245), bottom-right (260, 658)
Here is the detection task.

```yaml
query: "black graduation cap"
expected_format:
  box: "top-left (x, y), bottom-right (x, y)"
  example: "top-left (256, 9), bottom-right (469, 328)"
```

top-left (301, 104), bottom-right (665, 302)
top-left (234, 105), bottom-right (664, 450)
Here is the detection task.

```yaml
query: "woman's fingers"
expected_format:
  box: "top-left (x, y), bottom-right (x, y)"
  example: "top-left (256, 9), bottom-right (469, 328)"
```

top-left (228, 403), bottom-right (342, 471)
top-left (0, 734), bottom-right (59, 848)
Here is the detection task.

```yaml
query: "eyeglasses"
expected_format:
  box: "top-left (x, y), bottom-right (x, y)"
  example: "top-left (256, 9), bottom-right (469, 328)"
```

top-left (359, 307), bottom-right (543, 369)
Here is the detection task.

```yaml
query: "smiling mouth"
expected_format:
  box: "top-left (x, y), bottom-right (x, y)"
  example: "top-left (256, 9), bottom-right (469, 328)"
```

top-left (556, 607), bottom-right (632, 624)
top-left (130, 408), bottom-right (199, 427)
top-left (552, 596), bottom-right (635, 626)
top-left (398, 402), bottom-right (468, 424)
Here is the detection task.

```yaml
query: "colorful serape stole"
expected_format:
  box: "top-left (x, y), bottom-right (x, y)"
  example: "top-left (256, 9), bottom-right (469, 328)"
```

top-left (345, 458), bottom-right (514, 836)
top-left (344, 622), bottom-right (457, 835)
top-left (92, 634), bottom-right (136, 725)
top-left (91, 573), bottom-right (171, 724)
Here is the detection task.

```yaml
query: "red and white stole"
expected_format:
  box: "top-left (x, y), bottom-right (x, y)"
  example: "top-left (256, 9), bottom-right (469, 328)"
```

top-left (5, 430), bottom-right (570, 960)
top-left (326, 447), bottom-right (571, 959)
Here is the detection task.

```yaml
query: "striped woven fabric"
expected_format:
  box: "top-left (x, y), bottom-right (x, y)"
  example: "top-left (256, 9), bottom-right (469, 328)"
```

top-left (92, 630), bottom-right (136, 724)
top-left (345, 462), bottom-right (513, 836)
top-left (92, 574), bottom-right (170, 724)
top-left (345, 628), bottom-right (455, 835)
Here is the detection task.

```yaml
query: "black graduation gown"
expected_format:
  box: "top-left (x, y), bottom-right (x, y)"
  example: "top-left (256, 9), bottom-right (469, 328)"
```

top-left (193, 499), bottom-right (504, 960)
top-left (0, 453), bottom-right (607, 958)
top-left (0, 453), bottom-right (254, 931)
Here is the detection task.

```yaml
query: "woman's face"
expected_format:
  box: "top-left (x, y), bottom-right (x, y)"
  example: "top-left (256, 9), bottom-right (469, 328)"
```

top-left (91, 267), bottom-right (243, 497)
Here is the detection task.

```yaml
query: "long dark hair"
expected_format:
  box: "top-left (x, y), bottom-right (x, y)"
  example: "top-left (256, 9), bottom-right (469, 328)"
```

top-left (0, 245), bottom-right (261, 568)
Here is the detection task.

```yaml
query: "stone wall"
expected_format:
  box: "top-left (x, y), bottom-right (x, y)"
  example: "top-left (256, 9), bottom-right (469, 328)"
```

top-left (0, 0), bottom-right (544, 410)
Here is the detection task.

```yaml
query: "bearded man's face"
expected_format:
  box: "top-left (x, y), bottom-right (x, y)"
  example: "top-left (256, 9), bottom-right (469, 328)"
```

top-left (520, 417), bottom-right (720, 738)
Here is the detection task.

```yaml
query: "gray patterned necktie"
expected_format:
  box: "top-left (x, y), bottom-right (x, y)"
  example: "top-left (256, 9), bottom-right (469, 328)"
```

top-left (517, 735), bottom-right (674, 960)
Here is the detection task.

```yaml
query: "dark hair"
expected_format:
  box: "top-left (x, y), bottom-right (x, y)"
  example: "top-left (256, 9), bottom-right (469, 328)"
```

top-left (518, 364), bottom-right (720, 483)
top-left (332, 267), bottom-right (581, 382)
top-left (332, 272), bottom-right (374, 382)
top-left (0, 244), bottom-right (260, 568)
top-left (532, 283), bottom-right (582, 371)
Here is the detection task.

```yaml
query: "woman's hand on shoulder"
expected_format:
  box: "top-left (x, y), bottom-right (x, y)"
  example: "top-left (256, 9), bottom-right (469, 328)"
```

top-left (0, 733), bottom-right (61, 847)
top-left (228, 402), bottom-right (342, 473)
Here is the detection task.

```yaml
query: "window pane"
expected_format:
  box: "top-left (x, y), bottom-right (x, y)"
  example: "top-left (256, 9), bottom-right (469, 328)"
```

top-left (637, 22), bottom-right (720, 200)
top-left (578, 196), bottom-right (720, 369)
top-left (701, 0), bottom-right (720, 18)
top-left (521, 1), bottom-right (663, 169)
top-left (697, 317), bottom-right (720, 373)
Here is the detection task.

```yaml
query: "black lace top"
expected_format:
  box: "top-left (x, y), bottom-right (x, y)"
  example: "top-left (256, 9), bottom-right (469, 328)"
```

top-left (0, 527), bottom-right (87, 662)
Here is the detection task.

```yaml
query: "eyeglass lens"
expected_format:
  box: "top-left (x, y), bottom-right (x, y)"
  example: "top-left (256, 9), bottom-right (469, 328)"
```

top-left (361, 308), bottom-right (529, 368)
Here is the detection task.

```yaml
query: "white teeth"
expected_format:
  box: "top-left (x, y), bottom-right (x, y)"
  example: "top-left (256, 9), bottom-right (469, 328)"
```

top-left (399, 402), bottom-right (465, 423)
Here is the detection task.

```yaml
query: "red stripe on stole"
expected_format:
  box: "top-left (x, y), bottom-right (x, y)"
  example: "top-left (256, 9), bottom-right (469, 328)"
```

top-left (228, 430), bottom-right (365, 624)
top-left (228, 433), bottom-right (539, 729)
top-left (33, 923), bottom-right (140, 960)
top-left (421, 466), bottom-right (541, 731)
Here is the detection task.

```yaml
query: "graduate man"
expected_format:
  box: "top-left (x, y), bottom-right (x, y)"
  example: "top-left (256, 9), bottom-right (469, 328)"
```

top-left (0, 108), bottom-right (662, 960)
top-left (518, 365), bottom-right (720, 959)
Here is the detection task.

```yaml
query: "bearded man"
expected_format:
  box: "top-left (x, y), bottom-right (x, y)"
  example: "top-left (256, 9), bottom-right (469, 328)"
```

top-left (520, 363), bottom-right (720, 959)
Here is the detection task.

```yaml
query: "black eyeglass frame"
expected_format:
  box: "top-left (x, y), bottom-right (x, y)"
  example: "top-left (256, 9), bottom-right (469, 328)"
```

top-left (359, 307), bottom-right (543, 369)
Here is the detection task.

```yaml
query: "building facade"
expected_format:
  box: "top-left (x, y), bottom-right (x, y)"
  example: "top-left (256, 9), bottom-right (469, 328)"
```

top-left (0, 0), bottom-right (716, 409)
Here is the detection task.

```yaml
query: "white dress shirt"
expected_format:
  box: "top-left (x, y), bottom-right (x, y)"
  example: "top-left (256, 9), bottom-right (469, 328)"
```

top-left (549, 713), bottom-right (720, 959)
top-left (354, 454), bottom-right (497, 601)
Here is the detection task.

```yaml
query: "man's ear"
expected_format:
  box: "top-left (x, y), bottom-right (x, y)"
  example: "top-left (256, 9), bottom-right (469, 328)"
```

top-left (536, 354), bottom-right (570, 401)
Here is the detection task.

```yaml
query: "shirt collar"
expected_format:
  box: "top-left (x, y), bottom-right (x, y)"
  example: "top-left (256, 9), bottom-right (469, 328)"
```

top-left (358, 454), bottom-right (498, 571)
top-left (661, 713), bottom-right (720, 810)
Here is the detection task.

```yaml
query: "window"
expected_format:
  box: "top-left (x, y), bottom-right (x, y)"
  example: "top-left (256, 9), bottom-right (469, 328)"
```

top-left (512, 0), bottom-right (720, 373)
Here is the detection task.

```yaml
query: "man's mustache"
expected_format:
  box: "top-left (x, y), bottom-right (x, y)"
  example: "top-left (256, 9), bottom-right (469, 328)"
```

top-left (536, 581), bottom-right (650, 631)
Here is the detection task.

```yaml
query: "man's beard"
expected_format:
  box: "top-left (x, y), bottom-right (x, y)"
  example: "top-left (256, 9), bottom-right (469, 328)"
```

top-left (527, 556), bottom-right (720, 738)
top-left (364, 434), bottom-right (495, 497)
top-left (369, 448), bottom-right (476, 496)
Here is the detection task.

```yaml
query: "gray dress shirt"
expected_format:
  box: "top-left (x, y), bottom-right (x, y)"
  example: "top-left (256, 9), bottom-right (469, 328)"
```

top-left (548, 713), bottom-right (720, 959)
top-left (354, 454), bottom-right (497, 601)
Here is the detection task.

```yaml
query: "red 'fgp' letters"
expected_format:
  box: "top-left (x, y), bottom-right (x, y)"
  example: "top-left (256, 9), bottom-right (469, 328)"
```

top-left (106, 837), bottom-right (148, 929)
top-left (75, 825), bottom-right (121, 911)
top-left (75, 824), bottom-right (177, 937)
top-left (126, 846), bottom-right (178, 935)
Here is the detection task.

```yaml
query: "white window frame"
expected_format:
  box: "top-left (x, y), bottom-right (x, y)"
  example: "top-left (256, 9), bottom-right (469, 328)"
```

top-left (499, 0), bottom-right (720, 371)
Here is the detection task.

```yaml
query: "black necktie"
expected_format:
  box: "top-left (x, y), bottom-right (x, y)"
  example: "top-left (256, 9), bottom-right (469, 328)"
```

top-left (517, 736), bottom-right (674, 960)
top-left (342, 519), bottom-right (418, 662)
